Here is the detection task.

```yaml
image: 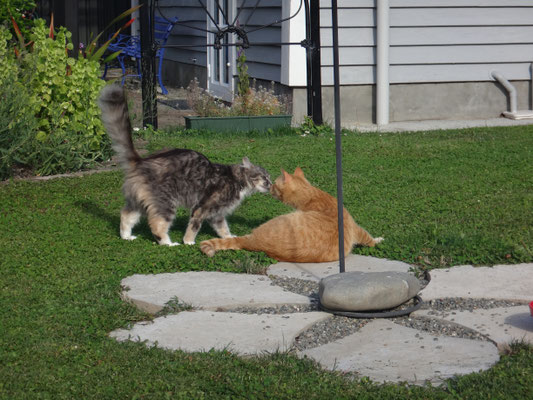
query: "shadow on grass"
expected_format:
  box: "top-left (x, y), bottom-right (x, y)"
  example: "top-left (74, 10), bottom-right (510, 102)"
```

top-left (75, 200), bottom-right (271, 244)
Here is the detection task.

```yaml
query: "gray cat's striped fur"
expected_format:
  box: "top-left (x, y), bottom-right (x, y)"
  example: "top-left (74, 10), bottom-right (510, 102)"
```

top-left (98, 84), bottom-right (271, 246)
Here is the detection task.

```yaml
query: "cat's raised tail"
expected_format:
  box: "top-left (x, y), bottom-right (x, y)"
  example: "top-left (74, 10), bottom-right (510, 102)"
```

top-left (98, 85), bottom-right (141, 170)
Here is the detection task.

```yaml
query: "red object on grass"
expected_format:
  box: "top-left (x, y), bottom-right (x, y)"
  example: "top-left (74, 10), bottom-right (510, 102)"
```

top-left (530, 301), bottom-right (533, 317)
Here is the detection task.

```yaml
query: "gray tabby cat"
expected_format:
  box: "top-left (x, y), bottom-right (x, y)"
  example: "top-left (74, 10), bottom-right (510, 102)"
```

top-left (98, 84), bottom-right (271, 246)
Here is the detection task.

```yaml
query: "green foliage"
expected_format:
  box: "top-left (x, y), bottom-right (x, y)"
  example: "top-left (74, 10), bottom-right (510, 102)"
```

top-left (236, 46), bottom-right (250, 97)
top-left (186, 77), bottom-right (289, 117)
top-left (0, 51), bottom-right (38, 179)
top-left (0, 21), bottom-right (111, 179)
top-left (27, 20), bottom-right (106, 142)
top-left (298, 115), bottom-right (334, 136)
top-left (0, 0), bottom-right (36, 37)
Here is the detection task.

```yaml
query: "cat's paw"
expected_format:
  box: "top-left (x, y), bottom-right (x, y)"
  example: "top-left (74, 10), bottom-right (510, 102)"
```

top-left (373, 237), bottom-right (384, 245)
top-left (158, 238), bottom-right (180, 246)
top-left (121, 235), bottom-right (137, 241)
top-left (183, 240), bottom-right (195, 245)
top-left (200, 241), bottom-right (216, 257)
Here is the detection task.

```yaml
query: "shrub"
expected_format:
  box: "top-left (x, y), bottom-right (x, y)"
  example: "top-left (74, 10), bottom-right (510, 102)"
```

top-left (186, 77), bottom-right (290, 117)
top-left (0, 0), bottom-right (36, 37)
top-left (0, 20), bottom-right (112, 179)
top-left (0, 35), bottom-right (38, 179)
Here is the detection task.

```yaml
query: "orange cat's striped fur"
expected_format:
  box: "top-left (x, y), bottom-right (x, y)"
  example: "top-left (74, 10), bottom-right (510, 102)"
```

top-left (200, 167), bottom-right (383, 262)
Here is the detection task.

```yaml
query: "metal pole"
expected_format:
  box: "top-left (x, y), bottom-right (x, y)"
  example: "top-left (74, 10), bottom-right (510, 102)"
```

top-left (304, 0), bottom-right (313, 118)
top-left (140, 0), bottom-right (158, 128)
top-left (376, 0), bottom-right (389, 126)
top-left (331, 0), bottom-right (345, 273)
top-left (310, 0), bottom-right (323, 125)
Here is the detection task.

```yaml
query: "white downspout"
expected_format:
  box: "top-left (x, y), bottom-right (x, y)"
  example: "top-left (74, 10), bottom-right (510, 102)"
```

top-left (491, 71), bottom-right (517, 114)
top-left (376, 0), bottom-right (390, 126)
top-left (491, 68), bottom-right (533, 119)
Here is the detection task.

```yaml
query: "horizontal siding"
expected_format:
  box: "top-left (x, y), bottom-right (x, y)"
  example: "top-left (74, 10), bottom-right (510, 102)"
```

top-left (320, 0), bottom-right (533, 9)
top-left (158, 3), bottom-right (207, 68)
top-left (160, 1), bottom-right (282, 83)
top-left (321, 63), bottom-right (533, 86)
top-left (319, 0), bottom-right (533, 85)
top-left (322, 44), bottom-right (533, 65)
top-left (235, 0), bottom-right (282, 82)
top-left (320, 7), bottom-right (533, 28)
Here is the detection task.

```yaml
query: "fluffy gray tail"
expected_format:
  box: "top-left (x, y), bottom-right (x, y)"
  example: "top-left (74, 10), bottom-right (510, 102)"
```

top-left (98, 85), bottom-right (140, 170)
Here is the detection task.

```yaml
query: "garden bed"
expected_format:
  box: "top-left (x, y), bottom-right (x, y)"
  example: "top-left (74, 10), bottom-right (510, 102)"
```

top-left (184, 114), bottom-right (292, 132)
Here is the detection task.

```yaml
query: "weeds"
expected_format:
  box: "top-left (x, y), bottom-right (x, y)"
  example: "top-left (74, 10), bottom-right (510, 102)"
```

top-left (186, 77), bottom-right (290, 117)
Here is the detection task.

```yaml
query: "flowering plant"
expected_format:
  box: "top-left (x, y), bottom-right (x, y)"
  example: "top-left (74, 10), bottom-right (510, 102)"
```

top-left (186, 77), bottom-right (289, 117)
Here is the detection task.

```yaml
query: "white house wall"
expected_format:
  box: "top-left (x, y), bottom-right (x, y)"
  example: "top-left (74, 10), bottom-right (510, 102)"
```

top-left (319, 0), bottom-right (533, 85)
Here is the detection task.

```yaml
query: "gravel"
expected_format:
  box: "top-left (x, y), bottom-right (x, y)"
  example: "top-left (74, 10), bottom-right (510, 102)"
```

top-left (224, 275), bottom-right (528, 351)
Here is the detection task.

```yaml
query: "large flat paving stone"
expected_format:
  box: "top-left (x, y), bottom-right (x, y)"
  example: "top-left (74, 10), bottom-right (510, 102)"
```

top-left (421, 264), bottom-right (533, 301)
top-left (110, 311), bottom-right (331, 355)
top-left (299, 319), bottom-right (499, 386)
top-left (120, 272), bottom-right (311, 314)
top-left (268, 255), bottom-right (412, 282)
top-left (414, 306), bottom-right (533, 347)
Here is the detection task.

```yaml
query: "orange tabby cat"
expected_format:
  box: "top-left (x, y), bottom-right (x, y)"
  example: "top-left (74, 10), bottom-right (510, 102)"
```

top-left (200, 168), bottom-right (383, 262)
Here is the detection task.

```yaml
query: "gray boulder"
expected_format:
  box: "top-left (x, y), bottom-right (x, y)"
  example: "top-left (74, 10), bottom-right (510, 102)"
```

top-left (319, 271), bottom-right (420, 311)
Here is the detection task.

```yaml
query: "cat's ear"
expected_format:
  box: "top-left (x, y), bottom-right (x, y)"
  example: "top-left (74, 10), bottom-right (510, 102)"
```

top-left (282, 169), bottom-right (292, 182)
top-left (294, 167), bottom-right (305, 178)
top-left (242, 157), bottom-right (252, 168)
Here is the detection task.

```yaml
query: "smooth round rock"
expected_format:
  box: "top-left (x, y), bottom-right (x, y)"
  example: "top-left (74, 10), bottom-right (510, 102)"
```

top-left (319, 271), bottom-right (420, 312)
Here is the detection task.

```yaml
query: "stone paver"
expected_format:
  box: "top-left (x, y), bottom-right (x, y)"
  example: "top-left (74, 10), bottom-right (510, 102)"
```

top-left (299, 319), bottom-right (500, 386)
top-left (120, 271), bottom-right (310, 313)
top-left (421, 264), bottom-right (533, 301)
top-left (110, 311), bottom-right (331, 355)
top-left (267, 254), bottom-right (412, 282)
top-left (414, 306), bottom-right (533, 347)
top-left (110, 258), bottom-right (533, 386)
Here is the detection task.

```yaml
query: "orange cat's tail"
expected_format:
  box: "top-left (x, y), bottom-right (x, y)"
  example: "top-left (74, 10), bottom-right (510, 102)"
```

top-left (347, 216), bottom-right (384, 248)
top-left (200, 236), bottom-right (251, 257)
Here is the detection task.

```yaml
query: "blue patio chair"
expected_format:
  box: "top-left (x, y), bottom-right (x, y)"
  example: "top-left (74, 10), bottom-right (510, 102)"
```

top-left (102, 16), bottom-right (178, 95)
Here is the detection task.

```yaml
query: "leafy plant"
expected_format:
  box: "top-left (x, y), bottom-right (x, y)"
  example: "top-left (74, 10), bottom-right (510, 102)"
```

top-left (236, 46), bottom-right (250, 98)
top-left (297, 116), bottom-right (333, 136)
top-left (0, 46), bottom-right (38, 179)
top-left (186, 78), bottom-right (289, 117)
top-left (0, 5), bottom-right (141, 180)
top-left (157, 297), bottom-right (194, 316)
top-left (0, 0), bottom-right (36, 37)
top-left (233, 255), bottom-right (268, 275)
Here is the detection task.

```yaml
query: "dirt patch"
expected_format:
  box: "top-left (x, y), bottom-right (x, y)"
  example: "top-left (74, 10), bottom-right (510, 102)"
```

top-left (123, 81), bottom-right (195, 130)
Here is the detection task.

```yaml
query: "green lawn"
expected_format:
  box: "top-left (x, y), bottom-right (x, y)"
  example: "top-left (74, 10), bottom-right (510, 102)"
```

top-left (1, 125), bottom-right (532, 398)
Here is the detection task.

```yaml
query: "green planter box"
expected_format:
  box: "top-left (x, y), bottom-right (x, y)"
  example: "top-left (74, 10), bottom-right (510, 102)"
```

top-left (185, 115), bottom-right (292, 132)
